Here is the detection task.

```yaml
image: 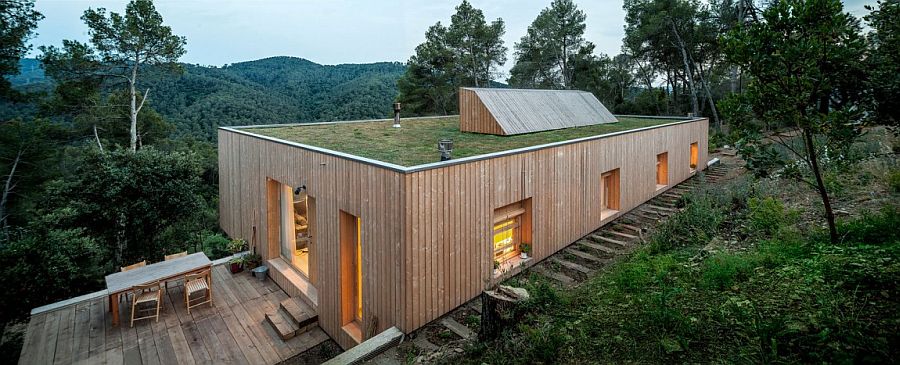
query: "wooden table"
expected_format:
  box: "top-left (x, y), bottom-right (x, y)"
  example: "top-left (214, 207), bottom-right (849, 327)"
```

top-left (105, 252), bottom-right (212, 326)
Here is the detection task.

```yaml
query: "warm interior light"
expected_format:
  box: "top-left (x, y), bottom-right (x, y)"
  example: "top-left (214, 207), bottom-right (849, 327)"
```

top-left (356, 217), bottom-right (362, 321)
top-left (493, 219), bottom-right (518, 262)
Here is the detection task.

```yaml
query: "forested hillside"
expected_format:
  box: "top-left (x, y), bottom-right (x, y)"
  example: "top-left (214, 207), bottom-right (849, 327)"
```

top-left (9, 57), bottom-right (406, 140)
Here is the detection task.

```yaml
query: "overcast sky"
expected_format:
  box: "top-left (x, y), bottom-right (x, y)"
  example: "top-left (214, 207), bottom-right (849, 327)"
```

top-left (28, 0), bottom-right (876, 80)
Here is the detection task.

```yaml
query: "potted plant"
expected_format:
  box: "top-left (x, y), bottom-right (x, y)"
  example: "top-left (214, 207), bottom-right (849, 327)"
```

top-left (244, 253), bottom-right (262, 270)
top-left (519, 242), bottom-right (532, 259)
top-left (228, 256), bottom-right (244, 274)
top-left (227, 238), bottom-right (247, 255)
top-left (493, 259), bottom-right (501, 271)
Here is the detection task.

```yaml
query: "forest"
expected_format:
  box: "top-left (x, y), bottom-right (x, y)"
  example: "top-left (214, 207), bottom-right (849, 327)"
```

top-left (1, 0), bottom-right (898, 362)
top-left (5, 57), bottom-right (406, 140)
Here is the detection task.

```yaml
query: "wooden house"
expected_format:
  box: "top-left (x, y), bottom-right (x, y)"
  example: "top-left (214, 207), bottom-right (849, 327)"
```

top-left (217, 88), bottom-right (709, 349)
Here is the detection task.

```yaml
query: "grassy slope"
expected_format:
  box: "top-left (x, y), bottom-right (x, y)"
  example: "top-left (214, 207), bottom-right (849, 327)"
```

top-left (453, 130), bottom-right (900, 364)
top-left (249, 116), bottom-right (676, 166)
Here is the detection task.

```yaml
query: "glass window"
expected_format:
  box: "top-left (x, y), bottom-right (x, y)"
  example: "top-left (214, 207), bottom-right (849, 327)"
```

top-left (493, 217), bottom-right (520, 262)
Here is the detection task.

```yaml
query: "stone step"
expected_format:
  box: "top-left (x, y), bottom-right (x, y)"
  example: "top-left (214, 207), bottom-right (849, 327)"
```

top-left (549, 257), bottom-right (592, 274)
top-left (265, 310), bottom-right (299, 341)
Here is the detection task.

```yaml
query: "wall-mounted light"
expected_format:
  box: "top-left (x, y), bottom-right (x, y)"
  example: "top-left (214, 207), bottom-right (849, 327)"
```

top-left (294, 185), bottom-right (306, 195)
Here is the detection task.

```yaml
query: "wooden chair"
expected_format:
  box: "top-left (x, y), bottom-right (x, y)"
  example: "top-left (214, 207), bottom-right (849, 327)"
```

top-left (121, 260), bottom-right (147, 272)
top-left (119, 260), bottom-right (147, 302)
top-left (130, 281), bottom-right (162, 327)
top-left (164, 251), bottom-right (188, 290)
top-left (164, 251), bottom-right (188, 261)
top-left (184, 269), bottom-right (213, 314)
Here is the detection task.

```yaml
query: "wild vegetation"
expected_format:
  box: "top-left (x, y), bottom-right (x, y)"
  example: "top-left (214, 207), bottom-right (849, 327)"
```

top-left (450, 129), bottom-right (899, 364)
top-left (1, 0), bottom-right (898, 362)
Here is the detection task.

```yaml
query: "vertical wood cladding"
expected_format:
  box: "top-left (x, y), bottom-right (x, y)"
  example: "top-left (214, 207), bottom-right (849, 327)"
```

top-left (218, 118), bottom-right (709, 347)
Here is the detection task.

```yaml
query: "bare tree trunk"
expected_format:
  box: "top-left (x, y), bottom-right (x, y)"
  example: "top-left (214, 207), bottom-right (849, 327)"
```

top-left (803, 129), bottom-right (838, 243)
top-left (93, 124), bottom-right (104, 152)
top-left (0, 150), bottom-right (23, 229)
top-left (129, 65), bottom-right (138, 152)
top-left (671, 21), bottom-right (700, 117)
top-left (697, 63), bottom-right (722, 129)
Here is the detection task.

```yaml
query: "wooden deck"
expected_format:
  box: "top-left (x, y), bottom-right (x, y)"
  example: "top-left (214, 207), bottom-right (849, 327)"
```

top-left (17, 264), bottom-right (329, 365)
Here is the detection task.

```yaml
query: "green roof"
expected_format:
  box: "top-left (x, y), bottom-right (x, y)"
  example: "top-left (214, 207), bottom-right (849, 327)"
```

top-left (247, 116), bottom-right (681, 167)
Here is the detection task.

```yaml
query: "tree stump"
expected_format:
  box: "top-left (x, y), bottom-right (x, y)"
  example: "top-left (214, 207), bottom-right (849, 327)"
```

top-left (480, 285), bottom-right (529, 340)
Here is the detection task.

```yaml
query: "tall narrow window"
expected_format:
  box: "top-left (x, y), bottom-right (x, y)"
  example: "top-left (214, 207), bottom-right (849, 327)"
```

top-left (340, 211), bottom-right (362, 342)
top-left (690, 142), bottom-right (699, 172)
top-left (279, 184), bottom-right (314, 278)
top-left (601, 168), bottom-right (620, 219)
top-left (657, 152), bottom-right (668, 189)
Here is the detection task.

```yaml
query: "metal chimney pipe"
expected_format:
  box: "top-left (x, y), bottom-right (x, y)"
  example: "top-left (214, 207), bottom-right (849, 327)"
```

top-left (393, 102), bottom-right (402, 128)
top-left (438, 138), bottom-right (453, 161)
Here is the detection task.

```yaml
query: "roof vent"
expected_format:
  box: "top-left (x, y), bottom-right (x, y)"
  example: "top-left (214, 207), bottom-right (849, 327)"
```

top-left (393, 102), bottom-right (402, 128)
top-left (438, 138), bottom-right (453, 161)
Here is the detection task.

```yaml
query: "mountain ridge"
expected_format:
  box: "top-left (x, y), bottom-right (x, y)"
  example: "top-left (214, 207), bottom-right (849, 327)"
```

top-left (7, 57), bottom-right (407, 140)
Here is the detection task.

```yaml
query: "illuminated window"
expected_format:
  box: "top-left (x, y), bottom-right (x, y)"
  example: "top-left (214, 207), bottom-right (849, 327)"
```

top-left (601, 168), bottom-right (620, 216)
top-left (493, 218), bottom-right (520, 262)
top-left (492, 201), bottom-right (530, 266)
top-left (657, 152), bottom-right (668, 188)
top-left (690, 142), bottom-right (699, 171)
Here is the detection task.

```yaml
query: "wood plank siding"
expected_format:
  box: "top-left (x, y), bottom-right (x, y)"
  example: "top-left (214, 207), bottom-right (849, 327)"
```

top-left (218, 118), bottom-right (709, 348)
top-left (459, 88), bottom-right (617, 135)
top-left (458, 88), bottom-right (505, 135)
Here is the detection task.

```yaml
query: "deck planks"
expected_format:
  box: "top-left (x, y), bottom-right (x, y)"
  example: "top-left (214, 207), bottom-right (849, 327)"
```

top-left (18, 264), bottom-right (328, 365)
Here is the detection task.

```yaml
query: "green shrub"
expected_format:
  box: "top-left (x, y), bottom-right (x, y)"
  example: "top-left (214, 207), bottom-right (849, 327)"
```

top-left (649, 193), bottom-right (726, 253)
top-left (200, 233), bottom-right (231, 259)
top-left (888, 170), bottom-right (900, 193)
top-left (747, 197), bottom-right (798, 237)
top-left (701, 252), bottom-right (754, 290)
top-left (837, 206), bottom-right (900, 245)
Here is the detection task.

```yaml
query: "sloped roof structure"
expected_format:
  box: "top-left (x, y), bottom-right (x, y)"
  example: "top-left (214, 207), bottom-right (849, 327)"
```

top-left (459, 87), bottom-right (617, 135)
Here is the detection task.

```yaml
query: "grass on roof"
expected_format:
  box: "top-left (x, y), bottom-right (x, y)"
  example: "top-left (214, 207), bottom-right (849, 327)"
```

top-left (250, 116), bottom-right (680, 167)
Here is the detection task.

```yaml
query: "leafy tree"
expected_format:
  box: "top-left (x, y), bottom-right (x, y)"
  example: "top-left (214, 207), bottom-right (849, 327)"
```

top-left (723, 0), bottom-right (868, 243)
top-left (0, 118), bottom-right (67, 230)
top-left (624, 0), bottom-right (722, 126)
top-left (0, 0), bottom-right (42, 99)
top-left (397, 1), bottom-right (506, 115)
top-left (509, 0), bottom-right (590, 89)
top-left (864, 0), bottom-right (900, 128)
top-left (397, 23), bottom-right (457, 115)
top-left (447, 0), bottom-right (507, 87)
top-left (0, 225), bottom-right (104, 325)
top-left (40, 0), bottom-right (186, 151)
top-left (39, 148), bottom-right (205, 265)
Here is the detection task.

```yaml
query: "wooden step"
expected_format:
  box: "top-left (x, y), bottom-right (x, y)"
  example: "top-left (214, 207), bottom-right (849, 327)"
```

top-left (613, 223), bottom-right (642, 233)
top-left (580, 239), bottom-right (617, 254)
top-left (440, 317), bottom-right (475, 340)
top-left (592, 234), bottom-right (628, 248)
top-left (604, 230), bottom-right (637, 240)
top-left (646, 204), bottom-right (677, 212)
top-left (532, 266), bottom-right (575, 285)
top-left (565, 248), bottom-right (607, 264)
top-left (550, 257), bottom-right (592, 274)
top-left (265, 310), bottom-right (299, 340)
top-left (280, 297), bottom-right (317, 335)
